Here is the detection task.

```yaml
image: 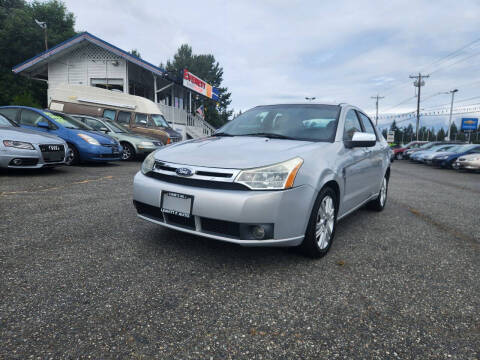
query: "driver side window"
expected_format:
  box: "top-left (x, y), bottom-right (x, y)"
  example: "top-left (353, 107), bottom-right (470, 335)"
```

top-left (343, 110), bottom-right (362, 141)
top-left (20, 109), bottom-right (47, 127)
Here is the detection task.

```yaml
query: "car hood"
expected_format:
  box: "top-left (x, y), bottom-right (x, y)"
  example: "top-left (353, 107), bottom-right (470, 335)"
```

top-left (75, 129), bottom-right (117, 145)
top-left (164, 127), bottom-right (182, 139)
top-left (0, 127), bottom-right (65, 144)
top-left (153, 136), bottom-right (322, 168)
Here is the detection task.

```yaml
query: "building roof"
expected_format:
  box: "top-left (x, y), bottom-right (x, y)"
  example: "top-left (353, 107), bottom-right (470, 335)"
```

top-left (12, 31), bottom-right (166, 77)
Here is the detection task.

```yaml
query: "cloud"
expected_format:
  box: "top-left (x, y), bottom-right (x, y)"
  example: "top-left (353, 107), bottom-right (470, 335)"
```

top-left (63, 0), bottom-right (480, 124)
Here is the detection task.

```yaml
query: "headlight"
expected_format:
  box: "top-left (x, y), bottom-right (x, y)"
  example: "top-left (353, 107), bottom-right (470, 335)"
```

top-left (78, 134), bottom-right (100, 145)
top-left (469, 156), bottom-right (480, 161)
top-left (141, 151), bottom-right (157, 174)
top-left (3, 140), bottom-right (35, 150)
top-left (139, 141), bottom-right (154, 147)
top-left (234, 157), bottom-right (303, 190)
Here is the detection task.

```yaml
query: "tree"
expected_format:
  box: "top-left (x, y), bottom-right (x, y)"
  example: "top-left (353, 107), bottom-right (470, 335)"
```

top-left (0, 0), bottom-right (76, 107)
top-left (130, 49), bottom-right (141, 58)
top-left (165, 44), bottom-right (232, 128)
top-left (436, 127), bottom-right (445, 141)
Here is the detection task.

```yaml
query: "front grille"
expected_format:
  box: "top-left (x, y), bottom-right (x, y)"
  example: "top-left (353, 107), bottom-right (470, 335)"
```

top-left (201, 217), bottom-right (240, 238)
top-left (134, 201), bottom-right (164, 222)
top-left (39, 144), bottom-right (64, 152)
top-left (164, 213), bottom-right (195, 229)
top-left (97, 153), bottom-right (121, 159)
top-left (146, 172), bottom-right (249, 190)
top-left (154, 161), bottom-right (234, 178)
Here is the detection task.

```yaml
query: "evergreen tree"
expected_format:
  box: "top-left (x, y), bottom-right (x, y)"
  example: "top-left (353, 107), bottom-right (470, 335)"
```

top-left (165, 44), bottom-right (232, 128)
top-left (0, 0), bottom-right (76, 107)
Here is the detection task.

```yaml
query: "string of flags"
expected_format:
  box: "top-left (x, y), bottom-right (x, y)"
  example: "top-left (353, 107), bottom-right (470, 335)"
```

top-left (374, 104), bottom-right (480, 121)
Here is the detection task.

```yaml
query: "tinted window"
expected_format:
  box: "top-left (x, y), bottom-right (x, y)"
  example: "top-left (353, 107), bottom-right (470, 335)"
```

top-left (0, 108), bottom-right (19, 122)
top-left (103, 109), bottom-right (116, 120)
top-left (357, 112), bottom-right (377, 139)
top-left (117, 111), bottom-right (131, 125)
top-left (85, 118), bottom-right (105, 130)
top-left (218, 104), bottom-right (340, 142)
top-left (0, 114), bottom-right (15, 126)
top-left (20, 109), bottom-right (46, 126)
top-left (343, 110), bottom-right (362, 141)
top-left (135, 113), bottom-right (148, 126)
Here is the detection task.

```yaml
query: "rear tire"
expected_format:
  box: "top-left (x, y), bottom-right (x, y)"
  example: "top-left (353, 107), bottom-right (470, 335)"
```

top-left (66, 143), bottom-right (79, 166)
top-left (367, 174), bottom-right (388, 211)
top-left (121, 143), bottom-right (135, 161)
top-left (299, 187), bottom-right (337, 258)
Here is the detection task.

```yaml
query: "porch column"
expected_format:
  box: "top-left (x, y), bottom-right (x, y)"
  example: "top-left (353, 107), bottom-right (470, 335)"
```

top-left (153, 75), bottom-right (157, 103)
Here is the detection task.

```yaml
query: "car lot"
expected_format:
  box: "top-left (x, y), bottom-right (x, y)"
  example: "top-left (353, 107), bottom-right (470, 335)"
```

top-left (0, 161), bottom-right (479, 359)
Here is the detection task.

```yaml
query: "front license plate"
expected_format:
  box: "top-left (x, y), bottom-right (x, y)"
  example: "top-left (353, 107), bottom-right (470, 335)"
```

top-left (160, 191), bottom-right (193, 218)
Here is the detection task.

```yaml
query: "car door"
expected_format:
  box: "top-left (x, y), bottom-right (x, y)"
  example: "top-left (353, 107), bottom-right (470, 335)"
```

top-left (357, 111), bottom-right (384, 194)
top-left (341, 109), bottom-right (375, 212)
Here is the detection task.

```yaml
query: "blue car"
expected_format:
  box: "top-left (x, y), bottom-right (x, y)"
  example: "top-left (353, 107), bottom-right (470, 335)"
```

top-left (0, 106), bottom-right (122, 165)
top-left (431, 144), bottom-right (480, 168)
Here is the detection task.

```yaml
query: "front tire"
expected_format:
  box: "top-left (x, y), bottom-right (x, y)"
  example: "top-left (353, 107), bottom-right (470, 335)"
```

top-left (367, 174), bottom-right (388, 211)
top-left (65, 144), bottom-right (79, 166)
top-left (121, 143), bottom-right (135, 161)
top-left (299, 187), bottom-right (337, 258)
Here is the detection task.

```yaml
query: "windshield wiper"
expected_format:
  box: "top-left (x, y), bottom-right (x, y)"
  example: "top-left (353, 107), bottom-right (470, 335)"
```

top-left (241, 132), bottom-right (295, 140)
top-left (213, 132), bottom-right (235, 137)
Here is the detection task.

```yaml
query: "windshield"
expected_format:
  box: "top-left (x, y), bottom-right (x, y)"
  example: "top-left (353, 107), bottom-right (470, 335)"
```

top-left (105, 119), bottom-right (130, 133)
top-left (151, 114), bottom-right (170, 128)
top-left (43, 111), bottom-right (92, 130)
top-left (0, 114), bottom-right (15, 127)
top-left (216, 104), bottom-right (340, 142)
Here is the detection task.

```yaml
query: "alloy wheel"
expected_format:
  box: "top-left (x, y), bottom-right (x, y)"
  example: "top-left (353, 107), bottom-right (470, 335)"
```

top-left (316, 195), bottom-right (335, 249)
top-left (379, 177), bottom-right (387, 206)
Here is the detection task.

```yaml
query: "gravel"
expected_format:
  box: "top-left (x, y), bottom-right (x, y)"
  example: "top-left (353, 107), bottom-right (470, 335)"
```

top-left (0, 161), bottom-right (478, 359)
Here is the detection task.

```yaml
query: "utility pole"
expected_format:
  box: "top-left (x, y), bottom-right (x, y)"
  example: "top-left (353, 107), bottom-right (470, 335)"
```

top-left (409, 73), bottom-right (429, 140)
top-left (35, 19), bottom-right (48, 50)
top-left (446, 89), bottom-right (458, 141)
top-left (371, 94), bottom-right (384, 126)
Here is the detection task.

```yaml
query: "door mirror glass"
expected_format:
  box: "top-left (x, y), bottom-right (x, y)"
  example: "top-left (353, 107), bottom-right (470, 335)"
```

top-left (37, 121), bottom-right (50, 129)
top-left (344, 132), bottom-right (376, 148)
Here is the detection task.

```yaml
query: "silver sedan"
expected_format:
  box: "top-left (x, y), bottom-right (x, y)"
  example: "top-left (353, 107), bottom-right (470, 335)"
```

top-left (0, 114), bottom-right (67, 169)
top-left (133, 103), bottom-right (391, 258)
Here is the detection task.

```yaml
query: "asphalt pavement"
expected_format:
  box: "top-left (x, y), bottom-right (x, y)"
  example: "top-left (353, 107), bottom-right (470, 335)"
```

top-left (0, 160), bottom-right (479, 359)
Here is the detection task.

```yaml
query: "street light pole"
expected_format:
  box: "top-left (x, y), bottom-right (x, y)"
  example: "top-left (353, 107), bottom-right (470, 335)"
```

top-left (446, 89), bottom-right (458, 141)
top-left (35, 19), bottom-right (48, 50)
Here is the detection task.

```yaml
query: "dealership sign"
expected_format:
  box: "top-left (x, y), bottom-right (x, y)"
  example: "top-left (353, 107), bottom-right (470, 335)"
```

top-left (460, 118), bottom-right (478, 131)
top-left (183, 69), bottom-right (220, 101)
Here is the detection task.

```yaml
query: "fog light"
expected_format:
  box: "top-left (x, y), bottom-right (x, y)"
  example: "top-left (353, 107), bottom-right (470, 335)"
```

top-left (252, 225), bottom-right (266, 240)
top-left (12, 158), bottom-right (22, 165)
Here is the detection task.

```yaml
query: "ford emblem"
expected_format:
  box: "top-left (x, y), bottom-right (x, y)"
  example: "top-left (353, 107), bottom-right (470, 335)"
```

top-left (176, 167), bottom-right (193, 177)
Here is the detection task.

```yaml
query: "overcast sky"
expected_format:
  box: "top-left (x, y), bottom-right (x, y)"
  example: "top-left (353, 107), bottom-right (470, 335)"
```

top-left (63, 0), bottom-right (480, 129)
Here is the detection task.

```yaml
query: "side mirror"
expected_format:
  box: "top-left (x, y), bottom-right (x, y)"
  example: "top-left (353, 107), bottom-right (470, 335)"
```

top-left (37, 121), bottom-right (50, 129)
top-left (344, 132), bottom-right (376, 148)
top-left (100, 127), bottom-right (109, 133)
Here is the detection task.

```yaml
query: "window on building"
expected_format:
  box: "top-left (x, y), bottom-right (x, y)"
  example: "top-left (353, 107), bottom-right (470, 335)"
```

top-left (103, 109), bottom-right (116, 120)
top-left (117, 111), bottom-right (131, 125)
top-left (91, 78), bottom-right (124, 92)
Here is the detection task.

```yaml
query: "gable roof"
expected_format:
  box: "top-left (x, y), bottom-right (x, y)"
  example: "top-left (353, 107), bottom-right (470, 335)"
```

top-left (12, 31), bottom-right (166, 77)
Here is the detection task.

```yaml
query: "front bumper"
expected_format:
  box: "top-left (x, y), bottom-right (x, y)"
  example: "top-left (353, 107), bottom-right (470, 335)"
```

top-left (454, 160), bottom-right (480, 170)
top-left (135, 145), bottom-right (162, 155)
top-left (132, 171), bottom-right (316, 247)
top-left (80, 143), bottom-right (123, 162)
top-left (0, 147), bottom-right (66, 169)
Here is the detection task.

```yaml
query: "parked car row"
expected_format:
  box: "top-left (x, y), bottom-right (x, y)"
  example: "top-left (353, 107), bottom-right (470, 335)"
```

top-left (0, 105), bottom-right (165, 169)
top-left (394, 140), bottom-right (480, 171)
